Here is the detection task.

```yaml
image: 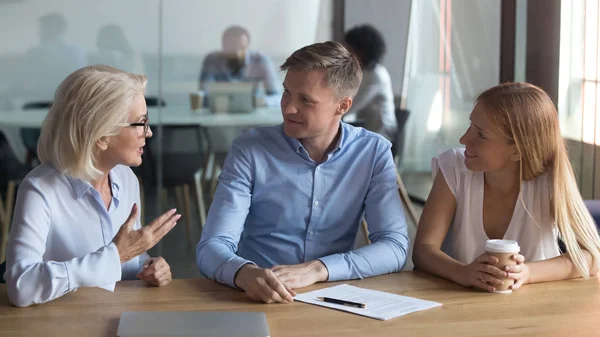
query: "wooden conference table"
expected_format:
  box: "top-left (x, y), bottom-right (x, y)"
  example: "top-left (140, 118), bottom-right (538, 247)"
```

top-left (0, 271), bottom-right (598, 337)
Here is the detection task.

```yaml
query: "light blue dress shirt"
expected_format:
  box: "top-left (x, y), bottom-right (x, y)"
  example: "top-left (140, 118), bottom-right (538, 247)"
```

top-left (4, 163), bottom-right (149, 307)
top-left (199, 49), bottom-right (281, 107)
top-left (196, 122), bottom-right (409, 288)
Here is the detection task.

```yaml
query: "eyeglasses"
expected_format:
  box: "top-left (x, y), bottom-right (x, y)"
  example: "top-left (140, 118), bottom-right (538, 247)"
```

top-left (117, 119), bottom-right (150, 137)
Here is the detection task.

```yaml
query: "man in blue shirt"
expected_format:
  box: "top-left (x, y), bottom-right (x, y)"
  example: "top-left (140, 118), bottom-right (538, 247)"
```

top-left (199, 25), bottom-right (280, 107)
top-left (196, 41), bottom-right (409, 304)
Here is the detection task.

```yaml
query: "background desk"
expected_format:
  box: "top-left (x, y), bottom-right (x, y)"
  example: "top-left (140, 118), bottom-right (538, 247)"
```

top-left (0, 107), bottom-right (283, 163)
top-left (0, 271), bottom-right (598, 337)
top-left (0, 106), bottom-right (283, 128)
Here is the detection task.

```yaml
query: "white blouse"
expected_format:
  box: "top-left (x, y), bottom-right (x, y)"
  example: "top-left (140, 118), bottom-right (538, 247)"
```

top-left (4, 163), bottom-right (149, 307)
top-left (345, 64), bottom-right (396, 141)
top-left (433, 148), bottom-right (561, 264)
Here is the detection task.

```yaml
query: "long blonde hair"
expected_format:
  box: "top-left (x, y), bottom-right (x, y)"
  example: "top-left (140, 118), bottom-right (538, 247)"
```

top-left (478, 82), bottom-right (600, 278)
top-left (38, 65), bottom-right (147, 181)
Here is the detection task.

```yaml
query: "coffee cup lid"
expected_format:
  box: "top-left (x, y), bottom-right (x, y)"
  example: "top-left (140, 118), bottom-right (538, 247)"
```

top-left (485, 239), bottom-right (520, 253)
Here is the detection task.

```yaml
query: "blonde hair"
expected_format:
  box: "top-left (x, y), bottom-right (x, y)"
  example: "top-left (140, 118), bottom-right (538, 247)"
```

top-left (37, 65), bottom-right (147, 182)
top-left (477, 82), bottom-right (600, 278)
top-left (280, 41), bottom-right (363, 99)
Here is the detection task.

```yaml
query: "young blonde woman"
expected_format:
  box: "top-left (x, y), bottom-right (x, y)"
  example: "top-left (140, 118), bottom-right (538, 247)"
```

top-left (413, 82), bottom-right (600, 292)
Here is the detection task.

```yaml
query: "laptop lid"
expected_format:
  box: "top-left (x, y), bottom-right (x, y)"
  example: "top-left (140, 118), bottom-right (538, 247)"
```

top-left (117, 311), bottom-right (270, 337)
top-left (206, 82), bottom-right (254, 113)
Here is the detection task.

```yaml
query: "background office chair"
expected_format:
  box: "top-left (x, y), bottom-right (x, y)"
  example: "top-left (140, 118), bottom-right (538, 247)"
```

top-left (0, 132), bottom-right (30, 263)
top-left (391, 108), bottom-right (411, 167)
top-left (584, 200), bottom-right (600, 232)
top-left (144, 96), bottom-right (166, 107)
top-left (138, 125), bottom-right (207, 245)
top-left (21, 101), bottom-right (52, 166)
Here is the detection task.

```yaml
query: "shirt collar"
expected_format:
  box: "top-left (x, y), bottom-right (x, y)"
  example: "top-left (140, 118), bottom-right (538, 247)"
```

top-left (282, 121), bottom-right (347, 158)
top-left (336, 122), bottom-right (349, 151)
top-left (65, 174), bottom-right (92, 199)
top-left (109, 168), bottom-right (122, 195)
top-left (65, 167), bottom-right (122, 199)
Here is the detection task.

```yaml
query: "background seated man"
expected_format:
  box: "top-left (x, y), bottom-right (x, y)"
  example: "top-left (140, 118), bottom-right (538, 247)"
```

top-left (196, 42), bottom-right (409, 304)
top-left (199, 25), bottom-right (280, 107)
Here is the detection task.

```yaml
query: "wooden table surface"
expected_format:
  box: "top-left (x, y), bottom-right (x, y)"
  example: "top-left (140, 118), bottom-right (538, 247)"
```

top-left (0, 271), bottom-right (599, 337)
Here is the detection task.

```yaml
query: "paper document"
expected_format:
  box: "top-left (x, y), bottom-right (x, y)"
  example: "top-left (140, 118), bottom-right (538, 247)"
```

top-left (294, 284), bottom-right (441, 321)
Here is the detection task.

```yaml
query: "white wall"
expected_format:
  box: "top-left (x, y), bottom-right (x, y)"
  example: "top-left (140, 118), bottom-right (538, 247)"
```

top-left (0, 0), bottom-right (333, 106)
top-left (0, 0), bottom-right (160, 53)
top-left (344, 0), bottom-right (412, 97)
top-left (163, 0), bottom-right (329, 56)
top-left (0, 0), bottom-right (329, 56)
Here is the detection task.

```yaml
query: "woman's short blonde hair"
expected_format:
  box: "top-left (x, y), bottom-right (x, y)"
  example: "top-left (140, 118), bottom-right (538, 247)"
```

top-left (37, 65), bottom-right (147, 181)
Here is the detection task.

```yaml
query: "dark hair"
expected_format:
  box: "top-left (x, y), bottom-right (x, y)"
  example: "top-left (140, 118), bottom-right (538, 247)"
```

top-left (222, 25), bottom-right (251, 43)
top-left (344, 24), bottom-right (386, 70)
top-left (280, 41), bottom-right (362, 99)
top-left (97, 25), bottom-right (133, 57)
top-left (39, 13), bottom-right (67, 38)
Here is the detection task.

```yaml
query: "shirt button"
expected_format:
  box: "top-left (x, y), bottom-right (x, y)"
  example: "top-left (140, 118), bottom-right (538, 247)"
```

top-left (314, 200), bottom-right (319, 206)
top-left (316, 166), bottom-right (320, 171)
top-left (309, 230), bottom-right (314, 236)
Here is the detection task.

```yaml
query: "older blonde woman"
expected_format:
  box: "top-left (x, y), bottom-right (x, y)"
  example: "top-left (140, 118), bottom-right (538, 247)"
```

top-left (4, 65), bottom-right (180, 307)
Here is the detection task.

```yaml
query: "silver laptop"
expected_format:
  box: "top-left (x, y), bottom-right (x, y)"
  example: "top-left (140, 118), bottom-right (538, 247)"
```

top-left (117, 311), bottom-right (270, 337)
top-left (206, 82), bottom-right (255, 113)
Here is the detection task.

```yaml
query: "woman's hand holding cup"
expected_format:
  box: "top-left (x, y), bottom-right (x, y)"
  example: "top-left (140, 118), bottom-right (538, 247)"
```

top-left (505, 254), bottom-right (528, 290)
top-left (459, 254), bottom-right (507, 292)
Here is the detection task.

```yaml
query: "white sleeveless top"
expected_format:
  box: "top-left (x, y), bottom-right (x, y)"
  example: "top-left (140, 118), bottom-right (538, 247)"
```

top-left (433, 148), bottom-right (561, 264)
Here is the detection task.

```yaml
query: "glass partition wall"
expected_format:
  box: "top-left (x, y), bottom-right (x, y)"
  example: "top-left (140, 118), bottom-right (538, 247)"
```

top-left (400, 0), bottom-right (501, 200)
top-left (0, 0), bottom-right (333, 277)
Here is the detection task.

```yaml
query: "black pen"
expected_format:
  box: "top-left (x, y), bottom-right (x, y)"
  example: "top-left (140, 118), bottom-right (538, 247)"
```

top-left (317, 297), bottom-right (366, 308)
